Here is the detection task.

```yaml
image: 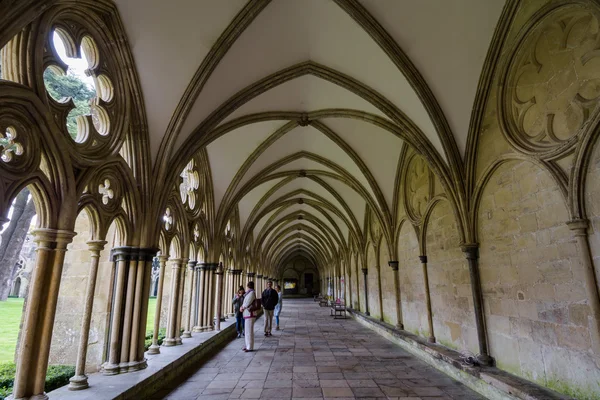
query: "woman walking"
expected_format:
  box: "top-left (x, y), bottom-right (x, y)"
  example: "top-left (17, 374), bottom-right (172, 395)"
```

top-left (274, 285), bottom-right (282, 330)
top-left (240, 281), bottom-right (256, 352)
top-left (232, 286), bottom-right (245, 338)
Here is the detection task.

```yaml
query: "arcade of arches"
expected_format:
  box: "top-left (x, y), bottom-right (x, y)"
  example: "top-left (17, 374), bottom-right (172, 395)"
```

top-left (1, 0), bottom-right (600, 399)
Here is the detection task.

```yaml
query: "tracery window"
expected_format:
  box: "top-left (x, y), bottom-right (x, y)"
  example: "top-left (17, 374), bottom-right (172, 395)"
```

top-left (179, 160), bottom-right (200, 209)
top-left (43, 29), bottom-right (114, 143)
top-left (0, 126), bottom-right (23, 163)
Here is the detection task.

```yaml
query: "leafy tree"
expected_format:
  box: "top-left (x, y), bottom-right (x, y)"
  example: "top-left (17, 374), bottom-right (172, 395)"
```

top-left (43, 69), bottom-right (96, 139)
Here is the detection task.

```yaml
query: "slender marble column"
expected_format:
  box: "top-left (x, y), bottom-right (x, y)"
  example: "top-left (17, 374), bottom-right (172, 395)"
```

top-left (119, 257), bottom-right (138, 364)
top-left (104, 247), bottom-right (130, 375)
top-left (174, 258), bottom-right (188, 344)
top-left (202, 264), bottom-right (211, 330)
top-left (419, 255), bottom-right (435, 343)
top-left (215, 264), bottom-right (224, 330)
top-left (388, 261), bottom-right (404, 330)
top-left (148, 255), bottom-right (168, 354)
top-left (361, 269), bottom-right (370, 316)
top-left (461, 244), bottom-right (493, 365)
top-left (182, 261), bottom-right (197, 338)
top-left (135, 249), bottom-right (156, 363)
top-left (163, 258), bottom-right (183, 346)
top-left (69, 240), bottom-right (107, 390)
top-left (568, 220), bottom-right (600, 359)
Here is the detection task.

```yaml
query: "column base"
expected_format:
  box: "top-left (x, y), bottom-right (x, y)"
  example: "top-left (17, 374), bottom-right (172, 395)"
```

top-left (396, 323), bottom-right (404, 330)
top-left (182, 331), bottom-right (192, 338)
top-left (175, 337), bottom-right (183, 345)
top-left (101, 362), bottom-right (120, 376)
top-left (8, 394), bottom-right (49, 400)
top-left (365, 312), bottom-right (370, 316)
top-left (477, 353), bottom-right (494, 366)
top-left (68, 374), bottom-right (89, 391)
top-left (192, 326), bottom-right (204, 332)
top-left (428, 336), bottom-right (436, 343)
top-left (127, 359), bottom-right (147, 373)
top-left (227, 313), bottom-right (235, 317)
top-left (162, 338), bottom-right (178, 347)
top-left (147, 344), bottom-right (161, 354)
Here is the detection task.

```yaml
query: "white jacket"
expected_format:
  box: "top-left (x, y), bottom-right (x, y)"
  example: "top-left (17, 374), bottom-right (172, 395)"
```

top-left (242, 289), bottom-right (256, 319)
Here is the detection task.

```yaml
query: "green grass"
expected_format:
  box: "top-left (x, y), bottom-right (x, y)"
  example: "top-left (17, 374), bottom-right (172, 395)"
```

top-left (0, 298), bottom-right (24, 363)
top-left (0, 297), bottom-right (158, 363)
top-left (146, 297), bottom-right (157, 333)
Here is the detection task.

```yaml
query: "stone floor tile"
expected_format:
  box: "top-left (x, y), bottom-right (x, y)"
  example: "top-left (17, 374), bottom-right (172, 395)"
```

top-left (321, 387), bottom-right (354, 397)
top-left (292, 387), bottom-right (323, 397)
top-left (346, 379), bottom-right (377, 388)
top-left (236, 380), bottom-right (265, 389)
top-left (319, 380), bottom-right (349, 388)
top-left (292, 379), bottom-right (321, 388)
top-left (207, 380), bottom-right (239, 389)
top-left (412, 386), bottom-right (446, 396)
top-left (264, 380), bottom-right (293, 388)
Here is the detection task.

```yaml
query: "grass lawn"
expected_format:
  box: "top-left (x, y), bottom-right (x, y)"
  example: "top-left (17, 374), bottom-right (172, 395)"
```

top-left (0, 297), bottom-right (158, 363)
top-left (146, 297), bottom-right (156, 333)
top-left (0, 298), bottom-right (24, 363)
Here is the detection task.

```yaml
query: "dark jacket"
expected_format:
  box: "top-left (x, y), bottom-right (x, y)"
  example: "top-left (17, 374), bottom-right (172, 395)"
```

top-left (261, 287), bottom-right (279, 310)
top-left (232, 294), bottom-right (244, 316)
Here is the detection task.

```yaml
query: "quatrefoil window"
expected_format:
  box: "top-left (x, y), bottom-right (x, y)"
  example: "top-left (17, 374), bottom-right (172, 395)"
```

top-left (43, 29), bottom-right (113, 143)
top-left (510, 10), bottom-right (600, 148)
top-left (98, 179), bottom-right (114, 205)
top-left (0, 127), bottom-right (23, 163)
top-left (179, 160), bottom-right (200, 209)
top-left (163, 207), bottom-right (173, 231)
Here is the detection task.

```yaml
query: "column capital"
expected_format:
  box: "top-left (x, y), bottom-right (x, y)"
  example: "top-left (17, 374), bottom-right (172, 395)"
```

top-left (169, 258), bottom-right (183, 269)
top-left (256, 274), bottom-right (263, 279)
top-left (187, 260), bottom-right (197, 270)
top-left (567, 219), bottom-right (589, 236)
top-left (460, 243), bottom-right (479, 260)
top-left (111, 246), bottom-right (134, 262)
top-left (247, 272), bottom-right (256, 278)
top-left (157, 255), bottom-right (169, 263)
top-left (137, 247), bottom-right (159, 262)
top-left (361, 268), bottom-right (368, 275)
top-left (388, 260), bottom-right (399, 271)
top-left (32, 228), bottom-right (77, 249)
top-left (231, 269), bottom-right (243, 275)
top-left (86, 240), bottom-right (108, 253)
top-left (419, 255), bottom-right (427, 263)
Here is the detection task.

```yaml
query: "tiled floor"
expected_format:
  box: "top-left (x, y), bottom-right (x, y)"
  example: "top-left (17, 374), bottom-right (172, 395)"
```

top-left (154, 298), bottom-right (485, 399)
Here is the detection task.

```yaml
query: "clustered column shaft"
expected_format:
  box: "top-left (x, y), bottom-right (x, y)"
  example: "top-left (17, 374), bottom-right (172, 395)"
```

top-left (148, 255), bottom-right (168, 354)
top-left (12, 229), bottom-right (76, 400)
top-left (163, 258), bottom-right (184, 346)
top-left (419, 255), bottom-right (435, 343)
top-left (182, 260), bottom-right (197, 338)
top-left (361, 268), bottom-right (370, 316)
top-left (388, 261), bottom-right (404, 330)
top-left (104, 247), bottom-right (156, 375)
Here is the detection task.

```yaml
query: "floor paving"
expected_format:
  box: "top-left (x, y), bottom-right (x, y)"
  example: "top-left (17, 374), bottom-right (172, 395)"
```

top-left (153, 298), bottom-right (485, 399)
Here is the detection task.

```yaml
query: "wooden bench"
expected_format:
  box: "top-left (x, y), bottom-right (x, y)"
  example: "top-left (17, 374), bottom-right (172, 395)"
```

top-left (330, 299), bottom-right (347, 319)
top-left (318, 296), bottom-right (329, 307)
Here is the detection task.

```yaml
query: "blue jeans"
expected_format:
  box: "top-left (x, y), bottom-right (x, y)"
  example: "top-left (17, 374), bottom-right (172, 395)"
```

top-left (276, 316), bottom-right (280, 326)
top-left (236, 314), bottom-right (244, 334)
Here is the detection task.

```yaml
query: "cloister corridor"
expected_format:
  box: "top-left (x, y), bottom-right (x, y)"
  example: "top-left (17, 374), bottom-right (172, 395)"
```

top-left (153, 299), bottom-right (483, 400)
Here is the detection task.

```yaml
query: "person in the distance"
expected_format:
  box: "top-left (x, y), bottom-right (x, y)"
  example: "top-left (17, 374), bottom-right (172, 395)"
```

top-left (261, 280), bottom-right (279, 337)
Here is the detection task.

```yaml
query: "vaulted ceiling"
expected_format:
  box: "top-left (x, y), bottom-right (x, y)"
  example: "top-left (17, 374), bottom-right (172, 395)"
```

top-left (114, 0), bottom-right (506, 272)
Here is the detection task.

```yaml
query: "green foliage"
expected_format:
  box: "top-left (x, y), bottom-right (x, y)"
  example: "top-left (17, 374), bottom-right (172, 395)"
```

top-left (0, 362), bottom-right (74, 399)
top-left (144, 328), bottom-right (167, 351)
top-left (43, 68), bottom-right (96, 139)
top-left (0, 298), bottom-right (24, 363)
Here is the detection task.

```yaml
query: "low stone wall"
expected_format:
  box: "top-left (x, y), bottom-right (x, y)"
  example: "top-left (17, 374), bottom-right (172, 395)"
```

top-left (348, 309), bottom-right (574, 400)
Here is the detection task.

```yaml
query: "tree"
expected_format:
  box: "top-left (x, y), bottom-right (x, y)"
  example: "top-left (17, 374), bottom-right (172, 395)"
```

top-left (43, 68), bottom-right (96, 139)
top-left (0, 188), bottom-right (36, 301)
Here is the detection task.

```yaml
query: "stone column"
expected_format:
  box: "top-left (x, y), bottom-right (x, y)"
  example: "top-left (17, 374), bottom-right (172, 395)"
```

top-left (69, 240), bottom-right (107, 390)
top-left (163, 258), bottom-right (183, 346)
top-left (361, 268), bottom-right (370, 316)
top-left (202, 264), bottom-right (211, 330)
top-left (12, 229), bottom-right (75, 400)
top-left (568, 220), bottom-right (600, 358)
top-left (206, 263), bottom-right (218, 330)
top-left (134, 248), bottom-right (156, 365)
top-left (119, 256), bottom-right (138, 364)
top-left (256, 274), bottom-right (263, 294)
top-left (104, 247), bottom-right (130, 375)
top-left (175, 258), bottom-right (188, 344)
top-left (419, 255), bottom-right (435, 343)
top-left (148, 255), bottom-right (168, 354)
top-left (193, 263), bottom-right (207, 332)
top-left (461, 244), bottom-right (493, 365)
top-left (388, 261), bottom-right (404, 330)
top-left (376, 265), bottom-right (384, 321)
top-left (182, 260), bottom-right (197, 338)
top-left (215, 264), bottom-right (224, 331)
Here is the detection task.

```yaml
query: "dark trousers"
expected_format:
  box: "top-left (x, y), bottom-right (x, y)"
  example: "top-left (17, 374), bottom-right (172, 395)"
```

top-left (236, 313), bottom-right (244, 333)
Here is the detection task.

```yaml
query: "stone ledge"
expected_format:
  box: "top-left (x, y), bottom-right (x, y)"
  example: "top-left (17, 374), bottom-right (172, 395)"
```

top-left (48, 313), bottom-right (261, 400)
top-left (347, 309), bottom-right (573, 400)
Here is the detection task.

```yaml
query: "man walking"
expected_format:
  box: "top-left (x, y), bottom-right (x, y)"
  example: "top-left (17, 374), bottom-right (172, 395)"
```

top-left (261, 280), bottom-right (279, 336)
